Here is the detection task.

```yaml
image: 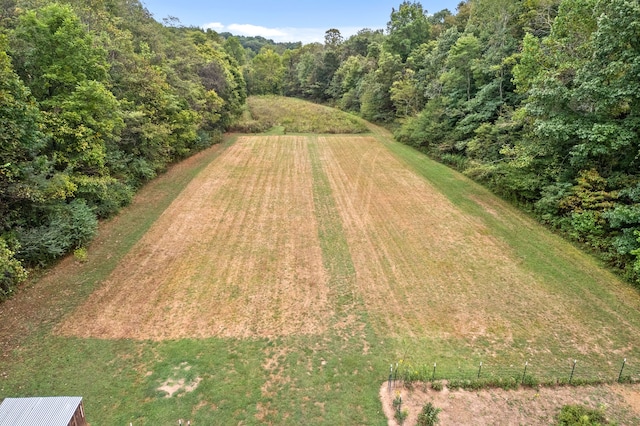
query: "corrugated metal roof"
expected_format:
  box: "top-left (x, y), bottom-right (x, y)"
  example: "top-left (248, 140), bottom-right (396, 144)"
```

top-left (0, 396), bottom-right (83, 426)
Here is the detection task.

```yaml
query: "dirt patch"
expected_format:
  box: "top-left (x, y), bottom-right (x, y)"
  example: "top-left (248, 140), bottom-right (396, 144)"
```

top-left (156, 362), bottom-right (202, 398)
top-left (158, 377), bottom-right (202, 398)
top-left (380, 382), bottom-right (640, 425)
top-left (56, 136), bottom-right (330, 340)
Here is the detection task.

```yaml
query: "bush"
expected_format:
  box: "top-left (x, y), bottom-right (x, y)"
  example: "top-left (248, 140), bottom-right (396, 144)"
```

top-left (392, 392), bottom-right (407, 424)
top-left (0, 238), bottom-right (28, 301)
top-left (17, 199), bottom-right (98, 265)
top-left (556, 404), bottom-right (609, 425)
top-left (521, 374), bottom-right (539, 388)
top-left (395, 408), bottom-right (408, 425)
top-left (73, 247), bottom-right (88, 262)
top-left (74, 175), bottom-right (133, 218)
top-left (416, 402), bottom-right (441, 426)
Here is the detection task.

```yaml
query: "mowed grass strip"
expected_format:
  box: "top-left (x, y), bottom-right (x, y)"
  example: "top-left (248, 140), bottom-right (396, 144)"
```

top-left (317, 135), bottom-right (640, 370)
top-left (58, 135), bottom-right (330, 340)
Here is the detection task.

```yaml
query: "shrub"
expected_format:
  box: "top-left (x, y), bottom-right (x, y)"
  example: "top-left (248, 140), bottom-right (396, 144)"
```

top-left (431, 380), bottom-right (443, 391)
top-left (521, 374), bottom-right (539, 388)
top-left (392, 393), bottom-right (402, 409)
top-left (395, 408), bottom-right (408, 425)
top-left (0, 238), bottom-right (27, 301)
top-left (73, 247), bottom-right (88, 262)
top-left (556, 404), bottom-right (609, 425)
top-left (392, 392), bottom-right (407, 424)
top-left (17, 199), bottom-right (98, 265)
top-left (416, 402), bottom-right (441, 426)
top-left (74, 175), bottom-right (133, 218)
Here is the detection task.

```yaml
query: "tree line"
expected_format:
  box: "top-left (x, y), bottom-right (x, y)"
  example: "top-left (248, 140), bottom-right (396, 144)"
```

top-left (240, 0), bottom-right (640, 288)
top-left (0, 0), bottom-right (247, 299)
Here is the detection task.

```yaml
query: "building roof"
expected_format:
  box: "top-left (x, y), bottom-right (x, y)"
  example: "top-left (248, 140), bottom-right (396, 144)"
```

top-left (0, 397), bottom-right (83, 426)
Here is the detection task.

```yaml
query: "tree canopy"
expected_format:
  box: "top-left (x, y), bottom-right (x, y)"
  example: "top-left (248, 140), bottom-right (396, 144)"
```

top-left (0, 0), bottom-right (246, 299)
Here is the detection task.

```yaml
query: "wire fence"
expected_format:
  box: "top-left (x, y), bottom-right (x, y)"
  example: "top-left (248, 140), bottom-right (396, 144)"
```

top-left (386, 357), bottom-right (640, 391)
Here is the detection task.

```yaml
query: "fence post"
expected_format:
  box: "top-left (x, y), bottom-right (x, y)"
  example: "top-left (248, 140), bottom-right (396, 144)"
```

top-left (432, 363), bottom-right (437, 381)
top-left (521, 361), bottom-right (528, 385)
top-left (477, 362), bottom-right (483, 379)
top-left (618, 358), bottom-right (627, 383)
top-left (394, 362), bottom-right (398, 388)
top-left (569, 360), bottom-right (577, 384)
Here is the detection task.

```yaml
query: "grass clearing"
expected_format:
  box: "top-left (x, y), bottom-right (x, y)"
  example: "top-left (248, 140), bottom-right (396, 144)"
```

top-left (316, 134), bottom-right (640, 376)
top-left (1, 105), bottom-right (640, 424)
top-left (58, 136), bottom-right (331, 340)
top-left (374, 131), bottom-right (640, 369)
top-left (231, 95), bottom-right (369, 134)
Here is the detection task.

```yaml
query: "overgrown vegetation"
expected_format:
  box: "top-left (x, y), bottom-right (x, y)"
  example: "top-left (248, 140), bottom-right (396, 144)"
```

top-left (416, 402), bottom-right (441, 426)
top-left (556, 404), bottom-right (611, 425)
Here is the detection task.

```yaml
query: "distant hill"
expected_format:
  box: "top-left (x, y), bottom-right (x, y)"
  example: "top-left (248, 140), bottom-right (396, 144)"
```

top-left (219, 32), bottom-right (302, 55)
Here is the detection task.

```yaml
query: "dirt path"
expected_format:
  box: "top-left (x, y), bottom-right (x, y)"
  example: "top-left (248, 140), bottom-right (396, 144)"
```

top-left (380, 382), bottom-right (640, 425)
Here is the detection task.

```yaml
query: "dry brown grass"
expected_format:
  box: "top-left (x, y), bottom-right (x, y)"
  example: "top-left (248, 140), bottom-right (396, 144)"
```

top-left (57, 136), bottom-right (330, 340)
top-left (316, 135), bottom-right (640, 356)
top-left (56, 134), bottom-right (640, 363)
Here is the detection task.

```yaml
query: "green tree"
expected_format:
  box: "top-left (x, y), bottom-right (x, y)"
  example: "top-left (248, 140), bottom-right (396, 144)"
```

top-left (0, 238), bottom-right (27, 301)
top-left (342, 28), bottom-right (384, 58)
top-left (360, 50), bottom-right (402, 121)
top-left (223, 36), bottom-right (246, 66)
top-left (294, 44), bottom-right (323, 99)
top-left (324, 28), bottom-right (343, 48)
top-left (328, 54), bottom-right (372, 111)
top-left (11, 3), bottom-right (122, 176)
top-left (246, 47), bottom-right (284, 95)
top-left (47, 80), bottom-right (123, 174)
top-left (385, 1), bottom-right (431, 62)
top-left (390, 68), bottom-right (420, 117)
top-left (11, 3), bottom-right (109, 101)
top-left (441, 34), bottom-right (481, 102)
top-left (0, 34), bottom-right (48, 230)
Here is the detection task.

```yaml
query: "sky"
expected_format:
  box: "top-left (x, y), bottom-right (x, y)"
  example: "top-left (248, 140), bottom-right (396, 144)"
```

top-left (140, 0), bottom-right (463, 44)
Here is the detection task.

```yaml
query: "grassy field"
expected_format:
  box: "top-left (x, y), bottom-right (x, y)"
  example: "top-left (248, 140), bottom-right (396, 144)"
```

top-left (231, 95), bottom-right (369, 134)
top-left (1, 98), bottom-right (640, 424)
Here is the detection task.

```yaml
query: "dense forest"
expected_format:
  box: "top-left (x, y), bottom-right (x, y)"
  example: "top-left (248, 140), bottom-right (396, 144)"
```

top-left (0, 0), bottom-right (247, 299)
top-left (1, 0), bottom-right (639, 299)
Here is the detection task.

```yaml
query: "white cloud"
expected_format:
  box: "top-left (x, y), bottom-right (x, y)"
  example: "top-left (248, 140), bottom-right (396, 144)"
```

top-left (227, 24), bottom-right (287, 38)
top-left (202, 22), bottom-right (225, 31)
top-left (201, 22), bottom-right (367, 45)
